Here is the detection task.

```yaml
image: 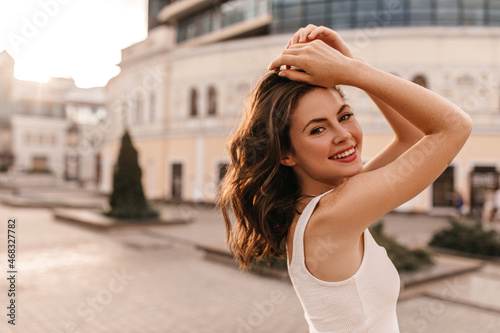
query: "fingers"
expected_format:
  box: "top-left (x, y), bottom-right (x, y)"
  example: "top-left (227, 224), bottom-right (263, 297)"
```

top-left (277, 69), bottom-right (311, 83)
top-left (268, 53), bottom-right (301, 71)
top-left (269, 41), bottom-right (324, 71)
top-left (293, 25), bottom-right (353, 58)
top-left (299, 25), bottom-right (316, 43)
top-left (287, 24), bottom-right (319, 48)
top-left (309, 26), bottom-right (332, 40)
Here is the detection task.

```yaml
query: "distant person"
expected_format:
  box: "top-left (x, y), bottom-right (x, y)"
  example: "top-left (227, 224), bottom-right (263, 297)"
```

top-left (453, 190), bottom-right (464, 218)
top-left (219, 25), bottom-right (472, 332)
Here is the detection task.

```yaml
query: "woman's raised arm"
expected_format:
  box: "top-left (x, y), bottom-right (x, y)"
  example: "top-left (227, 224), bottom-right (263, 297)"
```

top-left (269, 38), bottom-right (472, 235)
top-left (281, 25), bottom-right (425, 172)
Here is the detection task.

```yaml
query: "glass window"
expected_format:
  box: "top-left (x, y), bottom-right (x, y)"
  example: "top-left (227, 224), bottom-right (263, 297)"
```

top-left (487, 0), bottom-right (500, 25)
top-left (463, 0), bottom-right (485, 25)
top-left (436, 0), bottom-right (460, 25)
top-left (135, 96), bottom-right (143, 124)
top-left (382, 0), bottom-right (405, 27)
top-left (172, 163), bottom-right (183, 200)
top-left (433, 166), bottom-right (455, 207)
top-left (207, 86), bottom-right (217, 116)
top-left (190, 88), bottom-right (198, 117)
top-left (306, 2), bottom-right (328, 27)
top-left (150, 93), bottom-right (156, 123)
top-left (489, 0), bottom-right (500, 10)
top-left (331, 0), bottom-right (352, 29)
top-left (53, 104), bottom-right (64, 118)
top-left (412, 74), bottom-right (428, 88)
top-left (283, 3), bottom-right (303, 24)
top-left (356, 0), bottom-right (378, 27)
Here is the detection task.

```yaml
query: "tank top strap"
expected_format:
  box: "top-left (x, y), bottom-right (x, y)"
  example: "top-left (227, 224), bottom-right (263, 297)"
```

top-left (290, 189), bottom-right (334, 267)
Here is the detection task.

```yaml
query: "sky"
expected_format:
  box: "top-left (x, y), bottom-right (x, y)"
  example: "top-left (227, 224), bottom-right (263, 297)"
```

top-left (0, 0), bottom-right (148, 88)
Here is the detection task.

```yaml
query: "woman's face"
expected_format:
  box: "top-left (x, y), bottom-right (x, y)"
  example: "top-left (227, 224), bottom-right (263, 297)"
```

top-left (281, 87), bottom-right (363, 192)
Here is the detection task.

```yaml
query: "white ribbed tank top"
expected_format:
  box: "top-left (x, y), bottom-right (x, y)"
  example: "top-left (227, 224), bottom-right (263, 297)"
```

top-left (287, 190), bottom-right (401, 333)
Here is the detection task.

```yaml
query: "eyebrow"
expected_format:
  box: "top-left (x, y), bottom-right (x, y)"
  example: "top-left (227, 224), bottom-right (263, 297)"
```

top-left (301, 104), bottom-right (349, 132)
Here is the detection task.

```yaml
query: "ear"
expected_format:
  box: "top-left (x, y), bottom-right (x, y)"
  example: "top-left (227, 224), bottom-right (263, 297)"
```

top-left (280, 151), bottom-right (296, 167)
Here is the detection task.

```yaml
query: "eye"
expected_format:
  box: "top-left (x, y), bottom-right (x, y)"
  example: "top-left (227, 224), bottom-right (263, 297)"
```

top-left (310, 126), bottom-right (325, 135)
top-left (339, 112), bottom-right (354, 122)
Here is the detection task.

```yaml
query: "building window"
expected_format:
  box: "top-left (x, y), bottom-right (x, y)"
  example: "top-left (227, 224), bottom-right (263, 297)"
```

top-left (433, 166), bottom-right (455, 207)
top-left (463, 0), bottom-right (486, 26)
top-left (208, 86), bottom-right (217, 116)
top-left (470, 166), bottom-right (499, 218)
top-left (272, 0), bottom-right (500, 33)
top-left (412, 74), bottom-right (428, 88)
top-left (409, 0), bottom-right (433, 25)
top-left (171, 163), bottom-right (183, 201)
top-left (436, 0), bottom-right (460, 25)
top-left (135, 95), bottom-right (143, 124)
top-left (177, 0), bottom-right (271, 43)
top-left (150, 93), bottom-right (156, 123)
top-left (190, 88), bottom-right (198, 117)
top-left (32, 156), bottom-right (48, 172)
top-left (53, 104), bottom-right (65, 118)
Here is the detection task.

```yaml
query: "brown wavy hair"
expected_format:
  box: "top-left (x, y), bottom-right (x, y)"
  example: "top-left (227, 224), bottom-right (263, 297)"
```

top-left (217, 72), bottom-right (315, 269)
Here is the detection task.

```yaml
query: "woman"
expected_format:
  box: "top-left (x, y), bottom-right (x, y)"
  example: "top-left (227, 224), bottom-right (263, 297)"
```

top-left (219, 25), bottom-right (472, 332)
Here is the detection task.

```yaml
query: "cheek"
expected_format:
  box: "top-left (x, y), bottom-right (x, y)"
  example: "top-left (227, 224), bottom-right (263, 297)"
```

top-left (350, 122), bottom-right (363, 149)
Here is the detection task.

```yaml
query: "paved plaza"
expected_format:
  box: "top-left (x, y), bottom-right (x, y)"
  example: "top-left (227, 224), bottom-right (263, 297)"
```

top-left (0, 183), bottom-right (499, 332)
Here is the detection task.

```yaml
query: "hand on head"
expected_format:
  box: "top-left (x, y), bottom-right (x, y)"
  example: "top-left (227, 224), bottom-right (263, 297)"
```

top-left (268, 25), bottom-right (359, 88)
top-left (286, 24), bottom-right (354, 59)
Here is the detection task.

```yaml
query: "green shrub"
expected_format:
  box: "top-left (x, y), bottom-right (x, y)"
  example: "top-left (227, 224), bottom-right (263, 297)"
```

top-left (429, 219), bottom-right (500, 257)
top-left (106, 130), bottom-right (159, 219)
top-left (370, 221), bottom-right (434, 272)
top-left (252, 221), bottom-right (433, 274)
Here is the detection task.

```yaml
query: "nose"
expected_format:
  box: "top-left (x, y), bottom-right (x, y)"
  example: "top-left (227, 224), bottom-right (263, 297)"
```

top-left (332, 125), bottom-right (351, 145)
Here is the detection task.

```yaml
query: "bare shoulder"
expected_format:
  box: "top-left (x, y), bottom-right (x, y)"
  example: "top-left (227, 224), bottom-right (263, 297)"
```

top-left (311, 166), bottom-right (400, 237)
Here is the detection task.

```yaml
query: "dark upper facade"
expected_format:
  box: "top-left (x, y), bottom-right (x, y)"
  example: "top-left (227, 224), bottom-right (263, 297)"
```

top-left (151, 0), bottom-right (500, 45)
top-left (272, 0), bottom-right (500, 33)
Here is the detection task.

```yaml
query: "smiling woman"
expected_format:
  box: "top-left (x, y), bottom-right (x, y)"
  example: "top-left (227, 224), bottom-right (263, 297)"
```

top-left (219, 24), bottom-right (472, 332)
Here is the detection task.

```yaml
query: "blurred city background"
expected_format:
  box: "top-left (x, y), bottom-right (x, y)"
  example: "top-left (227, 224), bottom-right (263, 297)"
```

top-left (1, 0), bottom-right (500, 332)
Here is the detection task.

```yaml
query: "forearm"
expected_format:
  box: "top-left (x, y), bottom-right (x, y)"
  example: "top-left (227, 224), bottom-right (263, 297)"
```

top-left (347, 60), bottom-right (472, 137)
top-left (367, 92), bottom-right (423, 143)
top-left (361, 93), bottom-right (424, 172)
top-left (353, 56), bottom-right (423, 143)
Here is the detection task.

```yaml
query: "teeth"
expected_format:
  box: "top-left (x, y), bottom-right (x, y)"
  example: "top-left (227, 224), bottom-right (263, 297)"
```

top-left (332, 148), bottom-right (355, 160)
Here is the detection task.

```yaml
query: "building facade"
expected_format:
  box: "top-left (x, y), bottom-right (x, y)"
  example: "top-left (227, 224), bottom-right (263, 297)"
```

top-left (102, 0), bottom-right (500, 215)
top-left (0, 51), bottom-right (106, 185)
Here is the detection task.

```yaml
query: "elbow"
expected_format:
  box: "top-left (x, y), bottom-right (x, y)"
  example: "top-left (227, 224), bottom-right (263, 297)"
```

top-left (450, 106), bottom-right (473, 138)
top-left (460, 112), bottom-right (473, 138)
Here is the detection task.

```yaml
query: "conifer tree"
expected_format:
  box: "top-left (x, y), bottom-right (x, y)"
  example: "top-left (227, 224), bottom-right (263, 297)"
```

top-left (107, 130), bottom-right (158, 219)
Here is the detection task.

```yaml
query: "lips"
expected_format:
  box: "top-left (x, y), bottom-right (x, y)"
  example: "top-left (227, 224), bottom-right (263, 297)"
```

top-left (329, 145), bottom-right (356, 160)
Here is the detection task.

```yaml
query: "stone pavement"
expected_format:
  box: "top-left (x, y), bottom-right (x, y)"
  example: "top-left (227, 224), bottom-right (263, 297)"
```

top-left (0, 185), bottom-right (499, 332)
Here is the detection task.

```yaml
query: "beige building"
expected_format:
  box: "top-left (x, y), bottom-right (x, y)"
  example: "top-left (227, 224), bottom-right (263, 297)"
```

top-left (102, 0), bottom-right (500, 216)
top-left (0, 51), bottom-right (106, 185)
